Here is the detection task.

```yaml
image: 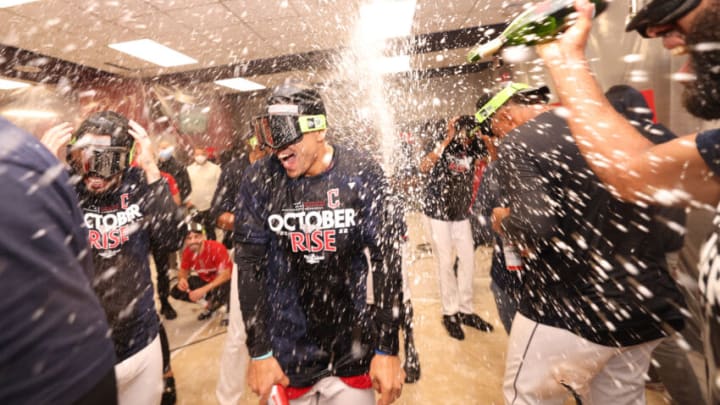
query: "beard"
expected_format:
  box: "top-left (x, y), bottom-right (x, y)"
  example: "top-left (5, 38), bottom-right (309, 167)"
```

top-left (683, 0), bottom-right (720, 119)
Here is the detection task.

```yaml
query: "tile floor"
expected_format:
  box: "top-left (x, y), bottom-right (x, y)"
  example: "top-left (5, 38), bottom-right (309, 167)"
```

top-left (158, 212), bottom-right (671, 404)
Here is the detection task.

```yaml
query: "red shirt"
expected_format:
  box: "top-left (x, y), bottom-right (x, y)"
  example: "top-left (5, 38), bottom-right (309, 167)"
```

top-left (181, 240), bottom-right (232, 282)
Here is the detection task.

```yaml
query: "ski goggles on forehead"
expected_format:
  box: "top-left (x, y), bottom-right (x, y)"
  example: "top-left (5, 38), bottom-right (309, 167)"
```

top-left (253, 105), bottom-right (327, 150)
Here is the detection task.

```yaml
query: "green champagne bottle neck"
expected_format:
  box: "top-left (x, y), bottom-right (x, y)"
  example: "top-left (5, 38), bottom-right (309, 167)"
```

top-left (467, 0), bottom-right (607, 63)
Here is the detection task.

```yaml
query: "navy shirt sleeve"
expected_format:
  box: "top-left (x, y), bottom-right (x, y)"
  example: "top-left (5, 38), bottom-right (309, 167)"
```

top-left (0, 119), bottom-right (115, 405)
top-left (696, 128), bottom-right (720, 177)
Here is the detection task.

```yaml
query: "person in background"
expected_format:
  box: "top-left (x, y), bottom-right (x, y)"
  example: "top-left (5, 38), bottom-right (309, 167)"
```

top-left (187, 146), bottom-right (221, 241)
top-left (155, 139), bottom-right (192, 321)
top-left (0, 117), bottom-right (118, 405)
top-left (215, 128), bottom-right (269, 404)
top-left (212, 129), bottom-right (269, 250)
top-left (235, 80), bottom-right (404, 404)
top-left (171, 222), bottom-right (232, 321)
top-left (157, 139), bottom-right (192, 204)
top-left (419, 117), bottom-right (493, 340)
top-left (41, 111), bottom-right (187, 405)
top-left (605, 84), bottom-right (705, 405)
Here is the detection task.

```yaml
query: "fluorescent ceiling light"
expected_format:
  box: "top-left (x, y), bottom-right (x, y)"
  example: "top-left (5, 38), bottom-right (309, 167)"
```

top-left (0, 0), bottom-right (39, 7)
top-left (0, 77), bottom-right (31, 90)
top-left (1, 109), bottom-right (58, 119)
top-left (214, 78), bottom-right (266, 92)
top-left (359, 0), bottom-right (416, 40)
top-left (375, 55), bottom-right (411, 74)
top-left (108, 39), bottom-right (197, 67)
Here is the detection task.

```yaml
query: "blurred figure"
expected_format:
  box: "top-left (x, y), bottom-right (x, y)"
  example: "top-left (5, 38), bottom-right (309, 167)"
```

top-left (41, 111), bottom-right (187, 405)
top-left (536, 1), bottom-right (720, 401)
top-left (0, 117), bottom-right (117, 404)
top-left (187, 146), bottom-right (221, 240)
top-left (215, 130), bottom-right (267, 405)
top-left (212, 130), bottom-right (269, 250)
top-left (170, 222), bottom-right (232, 321)
top-left (419, 117), bottom-right (493, 340)
top-left (157, 139), bottom-right (192, 203)
top-left (155, 140), bottom-right (190, 321)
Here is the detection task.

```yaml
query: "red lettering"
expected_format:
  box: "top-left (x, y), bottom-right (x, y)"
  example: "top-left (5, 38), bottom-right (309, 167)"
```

top-left (120, 193), bottom-right (129, 209)
top-left (327, 189), bottom-right (339, 209)
top-left (324, 230), bottom-right (336, 252)
top-left (88, 230), bottom-right (102, 249)
top-left (310, 230), bottom-right (324, 252)
top-left (290, 232), bottom-right (306, 252)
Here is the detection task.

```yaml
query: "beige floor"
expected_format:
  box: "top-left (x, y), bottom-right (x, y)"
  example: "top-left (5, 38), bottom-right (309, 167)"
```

top-left (160, 212), bottom-right (670, 405)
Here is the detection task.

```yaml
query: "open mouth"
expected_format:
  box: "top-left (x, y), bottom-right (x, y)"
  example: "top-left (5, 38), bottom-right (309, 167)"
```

top-left (86, 176), bottom-right (110, 190)
top-left (277, 150), bottom-right (297, 168)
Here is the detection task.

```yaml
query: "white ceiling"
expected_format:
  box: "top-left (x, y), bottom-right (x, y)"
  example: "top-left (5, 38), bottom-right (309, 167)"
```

top-left (0, 0), bottom-right (525, 89)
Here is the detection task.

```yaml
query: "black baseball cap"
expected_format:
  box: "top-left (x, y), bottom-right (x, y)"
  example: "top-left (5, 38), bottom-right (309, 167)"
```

top-left (625, 0), bottom-right (701, 37)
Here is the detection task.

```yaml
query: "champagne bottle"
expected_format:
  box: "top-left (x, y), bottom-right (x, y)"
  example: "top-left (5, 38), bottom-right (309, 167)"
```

top-left (467, 0), bottom-right (608, 62)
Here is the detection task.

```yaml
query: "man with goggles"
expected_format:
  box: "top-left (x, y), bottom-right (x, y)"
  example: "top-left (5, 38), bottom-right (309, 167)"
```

top-left (42, 111), bottom-right (186, 405)
top-left (235, 80), bottom-right (404, 405)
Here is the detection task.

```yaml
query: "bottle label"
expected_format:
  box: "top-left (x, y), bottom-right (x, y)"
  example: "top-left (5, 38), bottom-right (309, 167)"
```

top-left (503, 244), bottom-right (524, 271)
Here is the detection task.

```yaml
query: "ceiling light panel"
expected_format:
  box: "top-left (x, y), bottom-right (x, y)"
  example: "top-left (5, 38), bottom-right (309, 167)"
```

top-left (108, 39), bottom-right (198, 67)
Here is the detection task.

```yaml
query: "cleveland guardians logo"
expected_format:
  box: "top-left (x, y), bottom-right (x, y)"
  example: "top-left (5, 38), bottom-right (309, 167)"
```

top-left (268, 188), bottom-right (356, 263)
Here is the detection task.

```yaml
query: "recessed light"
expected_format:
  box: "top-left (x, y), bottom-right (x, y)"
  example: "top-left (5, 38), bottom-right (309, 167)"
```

top-left (108, 39), bottom-right (197, 68)
top-left (0, 77), bottom-right (31, 90)
top-left (214, 77), bottom-right (266, 92)
top-left (0, 0), bottom-right (40, 8)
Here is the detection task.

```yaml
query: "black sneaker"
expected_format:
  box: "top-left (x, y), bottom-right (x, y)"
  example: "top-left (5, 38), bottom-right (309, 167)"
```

top-left (459, 313), bottom-right (494, 332)
top-left (404, 341), bottom-right (421, 383)
top-left (442, 314), bottom-right (465, 340)
top-left (161, 304), bottom-right (177, 320)
top-left (197, 309), bottom-right (214, 321)
top-left (161, 376), bottom-right (176, 405)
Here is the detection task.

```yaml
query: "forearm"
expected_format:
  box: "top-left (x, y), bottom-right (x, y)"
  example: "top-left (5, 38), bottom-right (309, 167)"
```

top-left (236, 243), bottom-right (272, 357)
top-left (371, 255), bottom-right (401, 355)
top-left (178, 267), bottom-right (190, 281)
top-left (419, 140), bottom-right (450, 173)
top-left (202, 269), bottom-right (231, 292)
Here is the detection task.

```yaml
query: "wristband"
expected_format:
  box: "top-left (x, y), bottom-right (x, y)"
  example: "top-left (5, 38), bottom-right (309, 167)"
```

top-left (374, 349), bottom-right (390, 356)
top-left (252, 350), bottom-right (273, 361)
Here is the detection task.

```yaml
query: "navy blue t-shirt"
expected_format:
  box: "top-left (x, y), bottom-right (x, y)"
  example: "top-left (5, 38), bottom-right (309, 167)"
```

top-left (0, 118), bottom-right (115, 404)
top-left (76, 167), bottom-right (185, 362)
top-left (234, 145), bottom-right (401, 387)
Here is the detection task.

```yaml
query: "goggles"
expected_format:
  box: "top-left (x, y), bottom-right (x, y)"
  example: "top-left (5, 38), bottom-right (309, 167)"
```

top-left (474, 83), bottom-right (531, 125)
top-left (74, 146), bottom-right (129, 179)
top-left (625, 0), bottom-right (701, 37)
top-left (253, 104), bottom-right (327, 150)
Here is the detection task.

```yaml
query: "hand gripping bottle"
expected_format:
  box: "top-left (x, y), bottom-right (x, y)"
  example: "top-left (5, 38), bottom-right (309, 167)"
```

top-left (467, 0), bottom-right (609, 62)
